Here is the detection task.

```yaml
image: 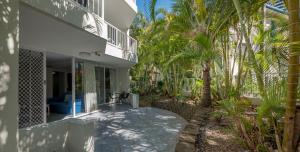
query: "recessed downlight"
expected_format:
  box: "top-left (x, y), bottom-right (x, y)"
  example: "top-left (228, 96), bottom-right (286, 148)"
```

top-left (79, 52), bottom-right (91, 57)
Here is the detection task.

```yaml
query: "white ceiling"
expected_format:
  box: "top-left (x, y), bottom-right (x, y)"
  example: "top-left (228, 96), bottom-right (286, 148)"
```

top-left (105, 0), bottom-right (137, 31)
top-left (20, 3), bottom-right (135, 68)
top-left (20, 3), bottom-right (107, 56)
top-left (46, 52), bottom-right (72, 70)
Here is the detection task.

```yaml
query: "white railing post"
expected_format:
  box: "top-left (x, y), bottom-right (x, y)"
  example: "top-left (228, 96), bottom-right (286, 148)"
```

top-left (116, 29), bottom-right (119, 48)
top-left (127, 29), bottom-right (130, 51)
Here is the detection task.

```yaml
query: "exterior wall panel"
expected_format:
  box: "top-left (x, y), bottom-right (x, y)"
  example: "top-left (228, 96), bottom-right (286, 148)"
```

top-left (0, 0), bottom-right (19, 151)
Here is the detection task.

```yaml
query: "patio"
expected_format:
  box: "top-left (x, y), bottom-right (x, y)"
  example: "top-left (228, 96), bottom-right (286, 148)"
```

top-left (18, 104), bottom-right (187, 152)
top-left (79, 104), bottom-right (187, 152)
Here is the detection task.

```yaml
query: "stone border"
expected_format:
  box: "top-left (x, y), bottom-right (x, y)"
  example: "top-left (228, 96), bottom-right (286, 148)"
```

top-left (175, 107), bottom-right (211, 152)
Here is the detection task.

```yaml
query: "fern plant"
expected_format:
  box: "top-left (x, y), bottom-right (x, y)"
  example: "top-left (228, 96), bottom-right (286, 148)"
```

top-left (257, 79), bottom-right (286, 152)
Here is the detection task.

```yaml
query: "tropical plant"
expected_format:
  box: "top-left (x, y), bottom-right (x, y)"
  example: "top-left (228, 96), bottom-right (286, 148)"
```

top-left (218, 97), bottom-right (257, 150)
top-left (257, 80), bottom-right (286, 151)
top-left (131, 0), bottom-right (299, 150)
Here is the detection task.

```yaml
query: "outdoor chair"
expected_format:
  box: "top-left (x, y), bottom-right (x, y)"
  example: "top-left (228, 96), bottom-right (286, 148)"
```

top-left (118, 92), bottom-right (130, 104)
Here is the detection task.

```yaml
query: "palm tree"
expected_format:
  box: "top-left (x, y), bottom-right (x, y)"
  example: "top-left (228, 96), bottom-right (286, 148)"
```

top-left (282, 0), bottom-right (300, 151)
top-left (232, 0), bottom-right (269, 97)
top-left (147, 0), bottom-right (238, 106)
top-left (131, 10), bottom-right (195, 96)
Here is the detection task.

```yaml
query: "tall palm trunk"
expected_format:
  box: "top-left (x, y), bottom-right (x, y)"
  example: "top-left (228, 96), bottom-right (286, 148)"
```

top-left (222, 33), bottom-right (230, 98)
top-left (232, 0), bottom-right (265, 97)
top-left (201, 60), bottom-right (212, 107)
top-left (282, 0), bottom-right (300, 151)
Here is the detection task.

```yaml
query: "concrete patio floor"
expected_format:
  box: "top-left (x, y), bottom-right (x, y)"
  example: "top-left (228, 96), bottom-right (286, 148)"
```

top-left (79, 104), bottom-right (187, 152)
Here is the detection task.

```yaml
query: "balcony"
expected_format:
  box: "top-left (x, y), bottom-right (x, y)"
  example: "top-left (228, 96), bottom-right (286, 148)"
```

top-left (73, 0), bottom-right (138, 63)
top-left (72, 0), bottom-right (137, 29)
top-left (106, 22), bottom-right (138, 62)
top-left (21, 0), bottom-right (137, 64)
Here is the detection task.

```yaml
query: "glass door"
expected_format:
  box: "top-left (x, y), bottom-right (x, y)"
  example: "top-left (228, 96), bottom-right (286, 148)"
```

top-left (95, 67), bottom-right (105, 106)
top-left (105, 68), bottom-right (116, 103)
top-left (75, 62), bottom-right (85, 113)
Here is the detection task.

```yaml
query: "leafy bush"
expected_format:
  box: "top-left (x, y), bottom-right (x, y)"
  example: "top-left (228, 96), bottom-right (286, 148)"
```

top-left (191, 79), bottom-right (203, 101)
top-left (217, 80), bottom-right (287, 151)
top-left (256, 80), bottom-right (286, 151)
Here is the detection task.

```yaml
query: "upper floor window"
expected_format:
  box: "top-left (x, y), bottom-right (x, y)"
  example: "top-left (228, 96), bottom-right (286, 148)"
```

top-left (74, 0), bottom-right (103, 17)
top-left (74, 0), bottom-right (88, 7)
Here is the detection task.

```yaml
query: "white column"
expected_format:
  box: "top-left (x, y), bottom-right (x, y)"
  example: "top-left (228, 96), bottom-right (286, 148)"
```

top-left (72, 57), bottom-right (76, 117)
top-left (98, 0), bottom-right (100, 16)
top-left (104, 67), bottom-right (106, 104)
top-left (0, 0), bottom-right (19, 151)
top-left (101, 0), bottom-right (105, 19)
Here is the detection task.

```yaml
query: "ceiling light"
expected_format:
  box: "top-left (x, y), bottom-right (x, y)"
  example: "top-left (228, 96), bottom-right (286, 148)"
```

top-left (79, 52), bottom-right (91, 57)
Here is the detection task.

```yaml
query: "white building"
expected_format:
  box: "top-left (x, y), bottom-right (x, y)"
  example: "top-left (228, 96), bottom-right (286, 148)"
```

top-left (1, 0), bottom-right (138, 151)
top-left (18, 0), bottom-right (138, 127)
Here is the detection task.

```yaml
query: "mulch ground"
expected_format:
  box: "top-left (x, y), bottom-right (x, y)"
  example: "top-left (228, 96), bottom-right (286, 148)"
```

top-left (203, 116), bottom-right (245, 152)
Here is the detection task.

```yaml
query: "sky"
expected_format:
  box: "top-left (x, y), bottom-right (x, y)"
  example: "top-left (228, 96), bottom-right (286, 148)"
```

top-left (136, 0), bottom-right (173, 16)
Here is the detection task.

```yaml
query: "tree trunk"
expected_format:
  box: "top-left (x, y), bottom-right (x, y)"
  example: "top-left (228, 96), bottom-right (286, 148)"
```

top-left (222, 33), bottom-right (230, 98)
top-left (294, 105), bottom-right (300, 150)
top-left (236, 32), bottom-right (246, 96)
top-left (282, 0), bottom-right (300, 151)
top-left (201, 61), bottom-right (212, 107)
top-left (232, 0), bottom-right (265, 97)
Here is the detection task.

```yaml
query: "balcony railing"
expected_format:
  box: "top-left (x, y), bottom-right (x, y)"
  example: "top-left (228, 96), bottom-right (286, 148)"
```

top-left (72, 0), bottom-right (138, 62)
top-left (107, 23), bottom-right (127, 50)
top-left (107, 22), bottom-right (137, 53)
top-left (129, 36), bottom-right (137, 54)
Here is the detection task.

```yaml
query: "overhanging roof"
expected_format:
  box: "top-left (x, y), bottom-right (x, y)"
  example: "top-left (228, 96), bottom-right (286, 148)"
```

top-left (266, 0), bottom-right (287, 14)
top-left (20, 3), bottom-right (107, 58)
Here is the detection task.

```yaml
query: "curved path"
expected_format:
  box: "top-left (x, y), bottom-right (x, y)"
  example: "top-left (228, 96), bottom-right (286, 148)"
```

top-left (80, 104), bottom-right (187, 152)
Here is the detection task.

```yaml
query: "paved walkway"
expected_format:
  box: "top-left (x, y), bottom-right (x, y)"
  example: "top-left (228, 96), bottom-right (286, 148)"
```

top-left (80, 104), bottom-right (187, 152)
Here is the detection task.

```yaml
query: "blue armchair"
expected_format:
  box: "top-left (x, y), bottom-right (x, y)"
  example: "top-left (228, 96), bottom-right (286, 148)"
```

top-left (48, 93), bottom-right (84, 114)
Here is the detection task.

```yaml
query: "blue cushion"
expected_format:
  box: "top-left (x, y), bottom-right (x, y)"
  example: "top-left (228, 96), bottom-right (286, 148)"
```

top-left (48, 93), bottom-right (84, 114)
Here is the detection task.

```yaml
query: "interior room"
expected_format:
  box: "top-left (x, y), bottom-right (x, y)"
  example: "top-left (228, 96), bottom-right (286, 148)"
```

top-left (46, 53), bottom-right (84, 122)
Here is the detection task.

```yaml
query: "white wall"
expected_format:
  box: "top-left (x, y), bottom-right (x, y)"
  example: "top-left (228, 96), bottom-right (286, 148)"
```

top-left (116, 68), bottom-right (130, 93)
top-left (105, 44), bottom-right (138, 63)
top-left (0, 0), bottom-right (19, 151)
top-left (83, 62), bottom-right (97, 112)
top-left (105, 44), bottom-right (124, 59)
top-left (67, 119), bottom-right (95, 152)
top-left (21, 0), bottom-right (101, 37)
top-left (18, 120), bottom-right (69, 152)
top-left (18, 118), bottom-right (95, 152)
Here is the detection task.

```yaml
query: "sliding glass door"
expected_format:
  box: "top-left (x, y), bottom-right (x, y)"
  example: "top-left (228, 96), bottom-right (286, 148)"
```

top-left (95, 67), bottom-right (105, 106)
top-left (95, 67), bottom-right (116, 106)
top-left (105, 68), bottom-right (116, 103)
top-left (75, 61), bottom-right (85, 113)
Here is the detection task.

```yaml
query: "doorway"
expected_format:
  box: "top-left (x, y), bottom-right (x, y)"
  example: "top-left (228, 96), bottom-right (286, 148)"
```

top-left (95, 67), bottom-right (105, 106)
top-left (95, 67), bottom-right (116, 107)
